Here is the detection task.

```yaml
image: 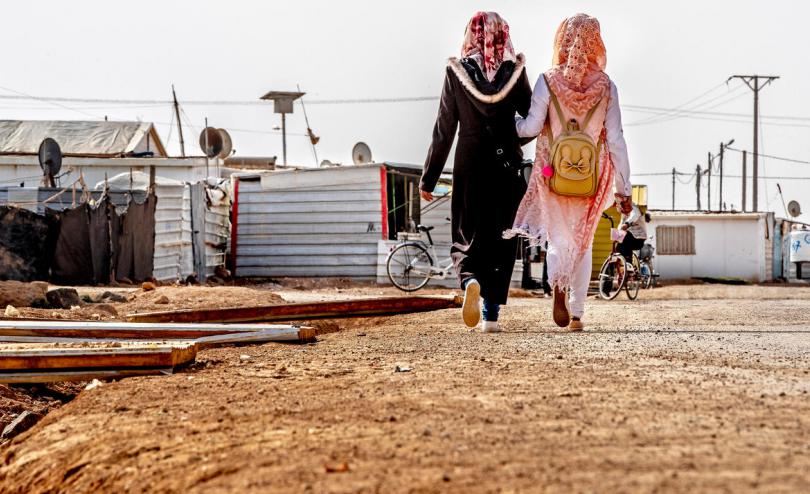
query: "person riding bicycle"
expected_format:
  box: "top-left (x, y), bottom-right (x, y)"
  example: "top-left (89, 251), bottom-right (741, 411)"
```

top-left (617, 204), bottom-right (648, 265)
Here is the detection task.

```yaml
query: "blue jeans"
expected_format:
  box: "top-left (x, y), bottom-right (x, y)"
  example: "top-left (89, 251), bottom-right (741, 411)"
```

top-left (463, 278), bottom-right (500, 322)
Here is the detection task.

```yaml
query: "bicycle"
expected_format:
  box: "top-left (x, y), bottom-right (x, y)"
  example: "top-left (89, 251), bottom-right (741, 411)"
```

top-left (386, 224), bottom-right (454, 291)
top-left (638, 237), bottom-right (659, 289)
top-left (597, 212), bottom-right (641, 300)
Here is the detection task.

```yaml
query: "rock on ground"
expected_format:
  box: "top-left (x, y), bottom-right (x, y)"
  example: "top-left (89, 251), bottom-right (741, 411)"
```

top-left (1, 411), bottom-right (42, 440)
top-left (0, 280), bottom-right (48, 308)
top-left (46, 288), bottom-right (81, 309)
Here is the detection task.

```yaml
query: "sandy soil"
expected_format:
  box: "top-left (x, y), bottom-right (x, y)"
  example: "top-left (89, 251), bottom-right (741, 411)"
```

top-left (0, 283), bottom-right (809, 493)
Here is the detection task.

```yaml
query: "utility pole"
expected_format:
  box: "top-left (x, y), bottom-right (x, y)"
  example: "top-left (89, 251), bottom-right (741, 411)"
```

top-left (741, 150), bottom-right (747, 212)
top-left (718, 139), bottom-right (734, 212)
top-left (172, 85), bottom-right (186, 157)
top-left (727, 75), bottom-right (779, 212)
top-left (707, 152), bottom-right (712, 212)
top-left (671, 167), bottom-right (676, 211)
top-left (718, 146), bottom-right (724, 211)
top-left (695, 164), bottom-right (702, 211)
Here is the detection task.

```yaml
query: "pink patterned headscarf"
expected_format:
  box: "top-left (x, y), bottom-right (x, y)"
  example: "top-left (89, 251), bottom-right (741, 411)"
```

top-left (545, 14), bottom-right (610, 115)
top-left (461, 12), bottom-right (516, 82)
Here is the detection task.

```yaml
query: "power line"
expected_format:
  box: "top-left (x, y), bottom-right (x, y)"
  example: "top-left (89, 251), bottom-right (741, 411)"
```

top-left (0, 92), bottom-right (439, 106)
top-left (3, 87), bottom-right (810, 126)
top-left (625, 82), bottom-right (746, 126)
top-left (0, 84), bottom-right (101, 119)
top-left (725, 146), bottom-right (810, 165)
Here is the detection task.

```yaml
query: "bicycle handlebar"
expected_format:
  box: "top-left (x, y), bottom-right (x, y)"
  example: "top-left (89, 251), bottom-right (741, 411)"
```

top-left (601, 212), bottom-right (615, 229)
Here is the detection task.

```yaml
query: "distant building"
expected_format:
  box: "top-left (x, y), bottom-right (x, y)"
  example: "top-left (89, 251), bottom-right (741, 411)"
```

top-left (0, 120), bottom-right (216, 187)
top-left (648, 211), bottom-right (776, 282)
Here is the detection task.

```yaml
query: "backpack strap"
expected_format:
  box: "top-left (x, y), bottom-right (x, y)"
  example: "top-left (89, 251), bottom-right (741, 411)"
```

top-left (581, 97), bottom-right (604, 129)
top-left (543, 74), bottom-right (606, 133)
top-left (542, 75), bottom-right (565, 141)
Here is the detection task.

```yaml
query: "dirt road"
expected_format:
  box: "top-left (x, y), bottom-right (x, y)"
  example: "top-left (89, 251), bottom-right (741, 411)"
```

top-left (1, 284), bottom-right (809, 493)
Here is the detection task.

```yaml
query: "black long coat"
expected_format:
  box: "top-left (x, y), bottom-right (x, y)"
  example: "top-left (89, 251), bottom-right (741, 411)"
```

top-left (421, 54), bottom-right (532, 305)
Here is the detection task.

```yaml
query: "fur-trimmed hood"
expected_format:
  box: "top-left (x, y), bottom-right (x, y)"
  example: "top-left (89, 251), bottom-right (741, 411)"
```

top-left (448, 53), bottom-right (525, 105)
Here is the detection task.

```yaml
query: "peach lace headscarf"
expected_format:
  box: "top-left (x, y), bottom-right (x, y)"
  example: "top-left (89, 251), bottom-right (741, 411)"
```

top-left (545, 13), bottom-right (610, 115)
top-left (461, 12), bottom-right (516, 82)
top-left (504, 14), bottom-right (616, 290)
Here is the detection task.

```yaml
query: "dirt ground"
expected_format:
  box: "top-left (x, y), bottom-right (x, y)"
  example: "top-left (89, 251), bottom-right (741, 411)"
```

top-left (0, 282), bottom-right (809, 493)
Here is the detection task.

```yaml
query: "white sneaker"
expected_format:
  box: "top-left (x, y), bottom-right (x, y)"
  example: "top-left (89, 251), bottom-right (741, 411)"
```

top-left (481, 321), bottom-right (501, 333)
top-left (462, 280), bottom-right (481, 328)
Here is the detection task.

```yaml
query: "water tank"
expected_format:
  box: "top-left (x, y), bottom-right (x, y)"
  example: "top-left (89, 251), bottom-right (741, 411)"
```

top-left (789, 230), bottom-right (810, 263)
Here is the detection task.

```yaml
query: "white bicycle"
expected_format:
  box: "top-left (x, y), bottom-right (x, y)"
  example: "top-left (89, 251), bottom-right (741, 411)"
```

top-left (386, 225), bottom-right (454, 291)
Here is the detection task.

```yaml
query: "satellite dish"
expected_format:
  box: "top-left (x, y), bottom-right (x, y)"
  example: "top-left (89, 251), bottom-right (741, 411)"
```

top-left (199, 127), bottom-right (223, 158)
top-left (352, 142), bottom-right (372, 165)
top-left (38, 138), bottom-right (62, 187)
top-left (788, 200), bottom-right (802, 218)
top-left (217, 129), bottom-right (233, 159)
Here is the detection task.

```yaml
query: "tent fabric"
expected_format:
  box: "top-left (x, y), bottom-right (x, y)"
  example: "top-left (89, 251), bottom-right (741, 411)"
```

top-left (0, 120), bottom-right (163, 157)
top-left (0, 206), bottom-right (59, 282)
top-left (50, 193), bottom-right (156, 285)
top-left (115, 194), bottom-right (156, 283)
top-left (51, 205), bottom-right (94, 285)
top-left (88, 199), bottom-right (119, 284)
top-left (95, 171), bottom-right (184, 191)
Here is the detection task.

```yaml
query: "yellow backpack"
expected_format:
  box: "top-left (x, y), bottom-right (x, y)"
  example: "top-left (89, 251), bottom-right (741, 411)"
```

top-left (544, 75), bottom-right (603, 198)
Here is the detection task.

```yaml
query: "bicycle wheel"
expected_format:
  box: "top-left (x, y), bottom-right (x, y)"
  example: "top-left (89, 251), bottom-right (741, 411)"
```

top-left (386, 242), bottom-right (434, 292)
top-left (598, 255), bottom-right (626, 300)
top-left (625, 254), bottom-right (641, 300)
top-left (640, 261), bottom-right (653, 289)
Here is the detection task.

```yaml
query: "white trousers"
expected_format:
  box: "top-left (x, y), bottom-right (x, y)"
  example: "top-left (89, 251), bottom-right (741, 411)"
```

top-left (546, 243), bottom-right (593, 318)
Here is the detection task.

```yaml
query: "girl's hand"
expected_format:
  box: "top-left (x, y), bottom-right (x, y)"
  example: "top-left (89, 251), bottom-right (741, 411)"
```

top-left (420, 190), bottom-right (434, 202)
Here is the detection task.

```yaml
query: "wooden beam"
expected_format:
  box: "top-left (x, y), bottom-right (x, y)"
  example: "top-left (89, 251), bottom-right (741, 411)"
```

top-left (0, 344), bottom-right (197, 371)
top-left (125, 295), bottom-right (463, 324)
top-left (0, 368), bottom-right (174, 384)
top-left (0, 321), bottom-right (302, 339)
top-left (195, 326), bottom-right (315, 349)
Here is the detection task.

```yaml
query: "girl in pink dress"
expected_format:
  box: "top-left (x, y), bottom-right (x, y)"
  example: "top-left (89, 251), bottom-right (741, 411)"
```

top-left (504, 14), bottom-right (633, 330)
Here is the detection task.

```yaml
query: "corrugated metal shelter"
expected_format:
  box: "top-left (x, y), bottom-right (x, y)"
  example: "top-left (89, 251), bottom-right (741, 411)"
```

top-left (232, 165), bottom-right (390, 279)
top-left (232, 163), bottom-right (523, 287)
top-left (0, 186), bottom-right (143, 213)
top-left (101, 172), bottom-right (229, 282)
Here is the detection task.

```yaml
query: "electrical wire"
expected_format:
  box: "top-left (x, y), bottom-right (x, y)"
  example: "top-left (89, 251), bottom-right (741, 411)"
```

top-left (625, 82), bottom-right (745, 126)
top-left (724, 147), bottom-right (810, 165)
top-left (625, 91), bottom-right (749, 127)
top-left (0, 85), bottom-right (100, 119)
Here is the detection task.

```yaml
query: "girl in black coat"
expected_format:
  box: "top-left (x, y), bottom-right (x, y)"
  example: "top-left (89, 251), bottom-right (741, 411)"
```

top-left (420, 12), bottom-right (532, 332)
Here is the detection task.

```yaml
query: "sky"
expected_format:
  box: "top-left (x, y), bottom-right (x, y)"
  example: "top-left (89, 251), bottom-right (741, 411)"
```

top-left (2, 0), bottom-right (809, 221)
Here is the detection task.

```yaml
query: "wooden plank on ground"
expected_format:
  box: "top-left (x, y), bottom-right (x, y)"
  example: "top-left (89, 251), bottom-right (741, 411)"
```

top-left (0, 344), bottom-right (197, 371)
top-left (125, 295), bottom-right (463, 324)
top-left (0, 368), bottom-right (174, 384)
top-left (0, 321), bottom-right (302, 340)
top-left (195, 327), bottom-right (316, 349)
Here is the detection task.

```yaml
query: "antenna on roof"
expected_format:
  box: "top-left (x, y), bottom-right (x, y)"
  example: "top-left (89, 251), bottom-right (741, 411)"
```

top-left (776, 183), bottom-right (789, 218)
top-left (788, 200), bottom-right (802, 218)
top-left (172, 84), bottom-right (186, 157)
top-left (217, 129), bottom-right (233, 159)
top-left (199, 126), bottom-right (223, 158)
top-left (38, 138), bottom-right (62, 187)
top-left (297, 84), bottom-right (319, 167)
top-left (352, 142), bottom-right (372, 165)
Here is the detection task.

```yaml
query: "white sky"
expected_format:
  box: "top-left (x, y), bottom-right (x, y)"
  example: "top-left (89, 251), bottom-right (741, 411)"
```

top-left (2, 0), bottom-right (809, 221)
